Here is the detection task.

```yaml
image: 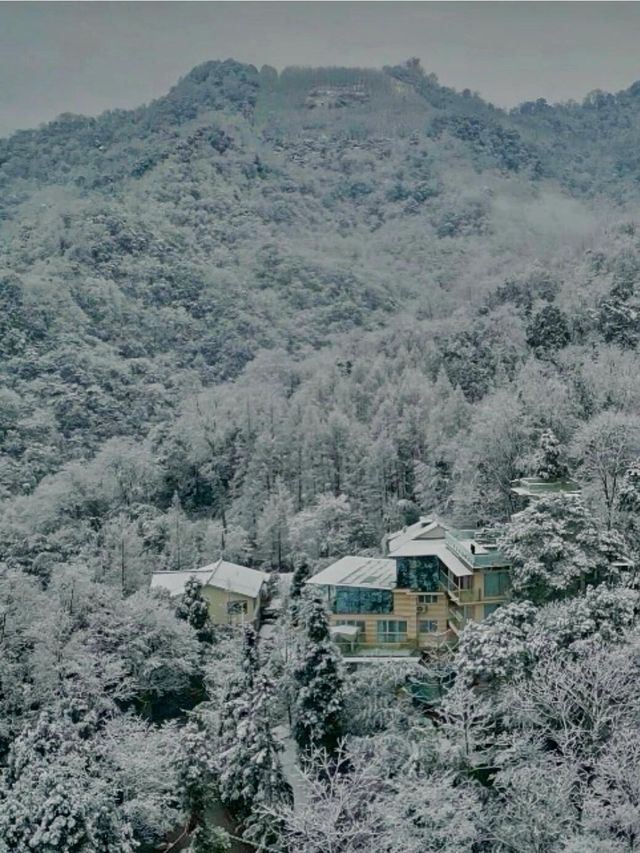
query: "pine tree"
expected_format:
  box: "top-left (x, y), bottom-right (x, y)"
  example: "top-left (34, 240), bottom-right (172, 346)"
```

top-left (292, 594), bottom-right (345, 760)
top-left (216, 632), bottom-right (292, 848)
top-left (618, 458), bottom-right (640, 513)
top-left (289, 560), bottom-right (311, 621)
top-left (526, 305), bottom-right (571, 353)
top-left (175, 577), bottom-right (214, 643)
top-left (256, 477), bottom-right (294, 571)
top-left (216, 625), bottom-right (260, 785)
top-left (534, 428), bottom-right (568, 481)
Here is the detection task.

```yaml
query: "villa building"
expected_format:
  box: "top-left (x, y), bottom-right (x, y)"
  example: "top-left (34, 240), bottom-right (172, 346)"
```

top-left (306, 517), bottom-right (511, 655)
top-left (151, 559), bottom-right (269, 626)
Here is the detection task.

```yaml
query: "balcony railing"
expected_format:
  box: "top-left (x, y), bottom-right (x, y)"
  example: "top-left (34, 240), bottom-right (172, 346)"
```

top-left (338, 639), bottom-right (420, 657)
top-left (445, 531), bottom-right (510, 569)
top-left (438, 576), bottom-right (477, 603)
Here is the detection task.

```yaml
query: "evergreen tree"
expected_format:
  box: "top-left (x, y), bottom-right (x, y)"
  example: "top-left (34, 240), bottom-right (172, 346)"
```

top-left (256, 477), bottom-right (294, 571)
top-left (216, 630), bottom-right (292, 848)
top-left (526, 304), bottom-right (571, 353)
top-left (292, 594), bottom-right (345, 760)
top-left (499, 495), bottom-right (603, 604)
top-left (216, 625), bottom-right (260, 791)
top-left (175, 577), bottom-right (214, 643)
top-left (618, 458), bottom-right (640, 514)
top-left (617, 458), bottom-right (640, 556)
top-left (534, 428), bottom-right (568, 481)
top-left (0, 707), bottom-right (136, 853)
top-left (290, 560), bottom-right (310, 601)
top-left (597, 278), bottom-right (640, 349)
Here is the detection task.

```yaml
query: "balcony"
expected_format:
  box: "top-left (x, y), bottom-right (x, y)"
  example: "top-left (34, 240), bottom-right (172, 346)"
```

top-left (338, 639), bottom-right (421, 658)
top-left (445, 530), bottom-right (510, 569)
top-left (439, 575), bottom-right (476, 604)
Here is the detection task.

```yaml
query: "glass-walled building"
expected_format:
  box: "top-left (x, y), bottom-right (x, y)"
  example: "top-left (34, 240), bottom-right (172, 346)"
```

top-left (307, 516), bottom-right (513, 656)
top-left (307, 521), bottom-right (509, 654)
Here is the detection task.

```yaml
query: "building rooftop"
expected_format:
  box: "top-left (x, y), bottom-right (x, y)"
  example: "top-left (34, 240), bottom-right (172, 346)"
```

top-left (307, 555), bottom-right (396, 590)
top-left (386, 516), bottom-right (449, 554)
top-left (510, 477), bottom-right (581, 499)
top-left (445, 530), bottom-right (510, 569)
top-left (151, 559), bottom-right (268, 599)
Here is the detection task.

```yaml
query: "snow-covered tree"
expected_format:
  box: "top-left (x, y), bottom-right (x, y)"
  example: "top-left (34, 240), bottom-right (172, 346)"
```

top-left (292, 594), bottom-right (345, 759)
top-left (289, 493), bottom-right (356, 563)
top-left (267, 739), bottom-right (481, 853)
top-left (498, 494), bottom-right (603, 603)
top-left (216, 626), bottom-right (291, 847)
top-left (0, 707), bottom-right (136, 853)
top-left (256, 477), bottom-right (294, 571)
top-left (457, 601), bottom-right (538, 684)
top-left (175, 577), bottom-right (214, 644)
top-left (533, 428), bottom-right (568, 481)
top-left (437, 678), bottom-right (498, 774)
top-left (289, 560), bottom-right (311, 602)
top-left (571, 411), bottom-right (640, 525)
top-left (618, 458), bottom-right (640, 514)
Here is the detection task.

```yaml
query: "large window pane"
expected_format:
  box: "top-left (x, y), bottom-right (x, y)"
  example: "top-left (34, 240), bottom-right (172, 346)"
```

top-left (376, 620), bottom-right (408, 643)
top-left (396, 556), bottom-right (441, 592)
top-left (483, 570), bottom-right (510, 597)
top-left (334, 586), bottom-right (393, 614)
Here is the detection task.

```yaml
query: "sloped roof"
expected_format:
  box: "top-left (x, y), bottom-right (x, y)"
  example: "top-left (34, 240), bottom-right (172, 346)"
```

top-left (150, 567), bottom-right (213, 597)
top-left (151, 560), bottom-right (268, 599)
top-left (307, 556), bottom-right (396, 590)
top-left (386, 517), bottom-right (448, 553)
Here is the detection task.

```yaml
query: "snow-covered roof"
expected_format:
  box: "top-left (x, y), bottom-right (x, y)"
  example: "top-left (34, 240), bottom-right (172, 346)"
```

top-left (386, 517), bottom-right (448, 553)
top-left (150, 567), bottom-right (213, 597)
top-left (510, 477), bottom-right (581, 499)
top-left (307, 556), bottom-right (396, 590)
top-left (151, 560), bottom-right (268, 599)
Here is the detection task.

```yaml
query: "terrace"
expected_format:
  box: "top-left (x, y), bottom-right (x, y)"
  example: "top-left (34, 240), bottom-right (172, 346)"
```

top-left (510, 477), bottom-right (581, 500)
top-left (445, 529), bottom-right (510, 569)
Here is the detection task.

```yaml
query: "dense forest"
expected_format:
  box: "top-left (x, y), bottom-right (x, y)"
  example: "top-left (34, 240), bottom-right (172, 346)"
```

top-left (2, 57), bottom-right (640, 851)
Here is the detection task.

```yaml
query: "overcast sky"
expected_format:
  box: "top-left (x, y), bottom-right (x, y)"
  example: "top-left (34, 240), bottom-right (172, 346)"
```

top-left (2, 2), bottom-right (640, 137)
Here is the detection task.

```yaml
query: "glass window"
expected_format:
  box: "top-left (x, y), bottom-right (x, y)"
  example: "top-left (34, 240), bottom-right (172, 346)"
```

top-left (227, 600), bottom-right (247, 615)
top-left (419, 620), bottom-right (439, 633)
top-left (396, 556), bottom-right (441, 591)
top-left (333, 586), bottom-right (393, 614)
top-left (484, 603), bottom-right (501, 619)
top-left (483, 570), bottom-right (511, 597)
top-left (376, 620), bottom-right (408, 643)
top-left (418, 594), bottom-right (439, 604)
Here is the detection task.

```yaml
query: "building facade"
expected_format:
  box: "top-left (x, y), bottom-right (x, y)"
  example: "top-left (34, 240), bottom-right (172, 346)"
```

top-left (307, 518), bottom-right (511, 655)
top-left (151, 559), bottom-right (269, 626)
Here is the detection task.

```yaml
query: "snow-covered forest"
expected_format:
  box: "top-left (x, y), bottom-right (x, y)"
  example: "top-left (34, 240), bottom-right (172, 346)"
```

top-left (2, 55), bottom-right (640, 851)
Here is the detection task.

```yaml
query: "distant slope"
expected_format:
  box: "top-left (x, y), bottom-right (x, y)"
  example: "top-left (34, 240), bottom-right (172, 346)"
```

top-left (0, 57), bottom-right (637, 504)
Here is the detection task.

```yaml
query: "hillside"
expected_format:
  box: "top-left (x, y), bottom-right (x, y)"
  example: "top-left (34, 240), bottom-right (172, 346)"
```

top-left (1, 57), bottom-right (639, 571)
top-left (3, 55), bottom-right (640, 853)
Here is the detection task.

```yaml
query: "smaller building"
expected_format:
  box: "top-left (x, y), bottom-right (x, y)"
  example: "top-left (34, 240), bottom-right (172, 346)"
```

top-left (510, 476), bottom-right (581, 502)
top-left (150, 559), bottom-right (269, 626)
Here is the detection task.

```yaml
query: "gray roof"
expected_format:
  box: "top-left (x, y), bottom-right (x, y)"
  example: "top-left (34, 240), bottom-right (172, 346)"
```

top-left (307, 556), bottom-right (396, 590)
top-left (510, 477), bottom-right (581, 499)
top-left (151, 559), bottom-right (268, 599)
top-left (386, 517), bottom-right (448, 553)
